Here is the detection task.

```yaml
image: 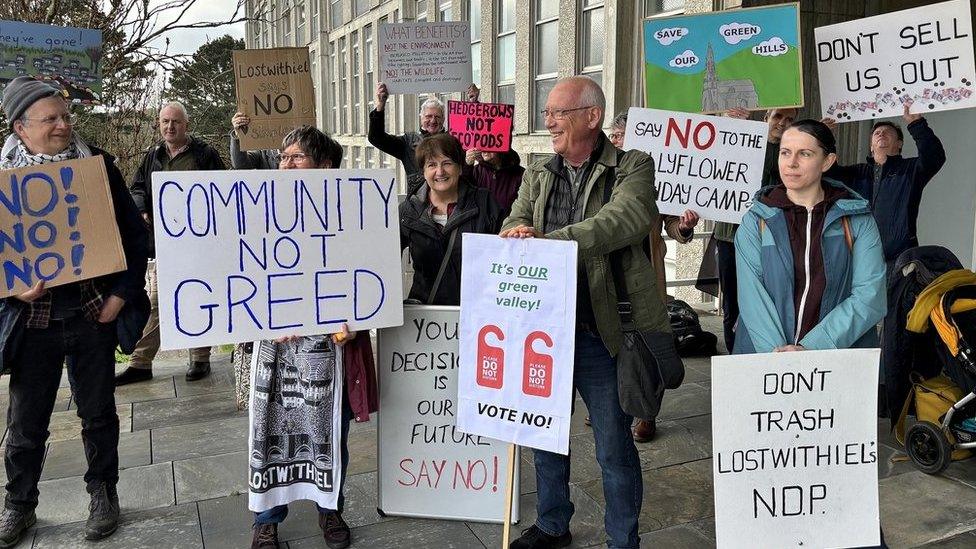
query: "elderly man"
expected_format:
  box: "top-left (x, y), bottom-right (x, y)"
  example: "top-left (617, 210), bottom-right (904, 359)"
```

top-left (118, 102), bottom-right (227, 385)
top-left (502, 77), bottom-right (673, 549)
top-left (0, 77), bottom-right (149, 545)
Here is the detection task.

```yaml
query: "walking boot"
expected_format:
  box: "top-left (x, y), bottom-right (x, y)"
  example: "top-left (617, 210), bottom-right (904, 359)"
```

top-left (0, 508), bottom-right (35, 548)
top-left (85, 482), bottom-right (120, 540)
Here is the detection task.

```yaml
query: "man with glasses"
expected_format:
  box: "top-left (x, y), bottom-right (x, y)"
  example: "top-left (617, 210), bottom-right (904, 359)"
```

top-left (502, 77), bottom-right (673, 549)
top-left (117, 102), bottom-right (227, 385)
top-left (0, 76), bottom-right (149, 546)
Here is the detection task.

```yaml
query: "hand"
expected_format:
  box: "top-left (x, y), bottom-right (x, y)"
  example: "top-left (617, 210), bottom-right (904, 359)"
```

top-left (725, 107), bottom-right (750, 120)
top-left (499, 225), bottom-right (543, 238)
top-left (774, 344), bottom-right (806, 352)
top-left (820, 117), bottom-right (838, 132)
top-left (331, 323), bottom-right (357, 347)
top-left (678, 210), bottom-right (700, 233)
top-left (14, 281), bottom-right (46, 303)
top-left (466, 83), bottom-right (480, 102)
top-left (465, 148), bottom-right (482, 166)
top-left (376, 82), bottom-right (389, 111)
top-left (232, 112), bottom-right (250, 131)
top-left (97, 295), bottom-right (126, 323)
top-left (274, 335), bottom-right (302, 344)
top-left (902, 102), bottom-right (921, 124)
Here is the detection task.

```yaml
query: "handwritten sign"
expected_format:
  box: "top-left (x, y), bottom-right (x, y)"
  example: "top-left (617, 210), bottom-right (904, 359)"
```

top-left (623, 106), bottom-right (768, 224)
top-left (447, 100), bottom-right (514, 153)
top-left (711, 349), bottom-right (880, 549)
top-left (0, 157), bottom-right (125, 298)
top-left (378, 22), bottom-right (472, 94)
top-left (457, 235), bottom-right (577, 455)
top-left (0, 20), bottom-right (102, 103)
top-left (232, 47), bottom-right (316, 150)
top-left (151, 169), bottom-right (403, 349)
top-left (815, 0), bottom-right (975, 122)
top-left (376, 305), bottom-right (519, 522)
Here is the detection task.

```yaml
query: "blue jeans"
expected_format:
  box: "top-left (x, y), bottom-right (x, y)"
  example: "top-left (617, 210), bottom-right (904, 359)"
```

top-left (254, 393), bottom-right (353, 525)
top-left (533, 332), bottom-right (642, 548)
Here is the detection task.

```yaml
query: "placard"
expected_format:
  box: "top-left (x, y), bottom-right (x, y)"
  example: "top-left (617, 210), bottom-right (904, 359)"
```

top-left (457, 235), bottom-right (577, 455)
top-left (711, 349), bottom-right (880, 549)
top-left (378, 22), bottom-right (472, 94)
top-left (642, 3), bottom-right (803, 114)
top-left (151, 169), bottom-right (403, 349)
top-left (815, 0), bottom-right (975, 122)
top-left (232, 47), bottom-right (317, 150)
top-left (377, 305), bottom-right (519, 523)
top-left (0, 20), bottom-right (102, 103)
top-left (1, 157), bottom-right (125, 298)
top-left (623, 106), bottom-right (768, 224)
top-left (447, 100), bottom-right (515, 152)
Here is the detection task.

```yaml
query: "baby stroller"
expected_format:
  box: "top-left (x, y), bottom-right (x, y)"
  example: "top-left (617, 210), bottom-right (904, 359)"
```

top-left (896, 269), bottom-right (976, 473)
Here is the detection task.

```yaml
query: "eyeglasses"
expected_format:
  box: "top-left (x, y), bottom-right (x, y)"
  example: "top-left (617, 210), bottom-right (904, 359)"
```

top-left (540, 106), bottom-right (595, 120)
top-left (23, 113), bottom-right (76, 126)
top-left (608, 131), bottom-right (625, 141)
top-left (279, 153), bottom-right (310, 164)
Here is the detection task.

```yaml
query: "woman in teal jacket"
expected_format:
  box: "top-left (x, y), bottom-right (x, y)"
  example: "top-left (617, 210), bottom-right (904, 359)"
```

top-left (733, 120), bottom-right (887, 354)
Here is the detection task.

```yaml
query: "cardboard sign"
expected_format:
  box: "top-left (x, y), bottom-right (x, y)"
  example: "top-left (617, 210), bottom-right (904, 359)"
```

top-left (623, 106), bottom-right (768, 224)
top-left (457, 235), bottom-right (577, 455)
top-left (815, 0), bottom-right (975, 123)
top-left (0, 157), bottom-right (125, 298)
top-left (378, 22), bottom-right (472, 94)
top-left (711, 349), bottom-right (881, 549)
top-left (376, 305), bottom-right (519, 523)
top-left (151, 169), bottom-right (403, 349)
top-left (0, 20), bottom-right (102, 103)
top-left (232, 47), bottom-right (316, 150)
top-left (447, 100), bottom-right (515, 153)
top-left (642, 3), bottom-right (803, 114)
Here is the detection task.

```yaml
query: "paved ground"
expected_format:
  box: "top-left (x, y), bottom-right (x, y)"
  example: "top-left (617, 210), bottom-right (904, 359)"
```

top-left (3, 314), bottom-right (976, 548)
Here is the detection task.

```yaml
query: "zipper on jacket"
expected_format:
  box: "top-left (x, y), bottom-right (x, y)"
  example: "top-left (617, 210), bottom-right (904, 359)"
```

top-left (794, 207), bottom-right (813, 345)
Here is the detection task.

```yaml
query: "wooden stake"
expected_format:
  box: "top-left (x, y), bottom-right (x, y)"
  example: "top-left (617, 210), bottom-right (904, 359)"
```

top-left (501, 443), bottom-right (517, 548)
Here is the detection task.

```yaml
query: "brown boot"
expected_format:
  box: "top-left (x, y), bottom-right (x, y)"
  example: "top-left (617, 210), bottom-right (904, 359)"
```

top-left (633, 419), bottom-right (657, 443)
top-left (251, 523), bottom-right (279, 549)
top-left (319, 512), bottom-right (351, 549)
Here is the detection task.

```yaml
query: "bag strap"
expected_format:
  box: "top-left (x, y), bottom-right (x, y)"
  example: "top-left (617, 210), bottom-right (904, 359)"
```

top-left (603, 150), bottom-right (637, 331)
top-left (894, 384), bottom-right (915, 446)
top-left (427, 227), bottom-right (460, 305)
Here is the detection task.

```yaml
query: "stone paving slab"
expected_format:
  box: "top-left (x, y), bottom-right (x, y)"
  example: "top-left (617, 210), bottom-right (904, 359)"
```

top-left (131, 391), bottom-right (243, 432)
top-left (46, 403), bottom-right (132, 444)
top-left (173, 363), bottom-right (236, 398)
top-left (173, 450), bottom-right (248, 504)
top-left (32, 503), bottom-right (203, 549)
top-left (638, 521), bottom-right (715, 548)
top-left (656, 382), bottom-right (710, 422)
top-left (41, 429), bottom-right (152, 481)
top-left (151, 415), bottom-right (249, 463)
top-left (880, 470), bottom-right (976, 547)
top-left (289, 517), bottom-right (484, 549)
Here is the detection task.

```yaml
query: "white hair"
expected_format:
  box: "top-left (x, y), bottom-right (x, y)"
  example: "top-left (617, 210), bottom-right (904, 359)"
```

top-left (418, 97), bottom-right (445, 117)
top-left (565, 76), bottom-right (606, 126)
top-left (159, 101), bottom-right (189, 120)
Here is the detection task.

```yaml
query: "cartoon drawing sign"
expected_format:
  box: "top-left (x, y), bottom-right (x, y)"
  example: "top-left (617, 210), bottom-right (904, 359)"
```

top-left (642, 3), bottom-right (802, 114)
top-left (0, 20), bottom-right (102, 103)
top-left (815, 0), bottom-right (975, 123)
top-left (457, 235), bottom-right (577, 455)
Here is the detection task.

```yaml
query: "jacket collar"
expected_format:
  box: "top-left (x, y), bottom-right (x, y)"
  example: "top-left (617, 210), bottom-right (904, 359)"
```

top-left (543, 133), bottom-right (614, 177)
top-left (153, 135), bottom-right (202, 157)
top-left (749, 177), bottom-right (872, 221)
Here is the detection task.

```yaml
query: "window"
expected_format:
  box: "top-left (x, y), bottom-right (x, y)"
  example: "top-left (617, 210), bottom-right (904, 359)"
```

top-left (643, 0), bottom-right (684, 17)
top-left (331, 0), bottom-right (342, 29)
top-left (330, 41), bottom-right (339, 132)
top-left (495, 0), bottom-right (515, 105)
top-left (296, 3), bottom-right (306, 45)
top-left (339, 36), bottom-right (348, 134)
top-left (365, 24), bottom-right (374, 110)
top-left (355, 0), bottom-right (370, 17)
top-left (282, 7), bottom-right (293, 45)
top-left (438, 1), bottom-right (451, 21)
top-left (311, 0), bottom-right (319, 33)
top-left (366, 147), bottom-right (374, 169)
top-left (579, 0), bottom-right (604, 88)
top-left (532, 0), bottom-right (558, 130)
top-left (416, 0), bottom-right (427, 21)
top-left (352, 30), bottom-right (361, 133)
top-left (469, 0), bottom-right (481, 87)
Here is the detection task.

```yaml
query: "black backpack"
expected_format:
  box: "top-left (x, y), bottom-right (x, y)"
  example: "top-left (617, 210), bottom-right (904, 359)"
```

top-left (667, 299), bottom-right (717, 357)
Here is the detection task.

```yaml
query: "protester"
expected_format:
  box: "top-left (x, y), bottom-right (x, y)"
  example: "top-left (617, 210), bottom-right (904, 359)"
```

top-left (712, 106), bottom-right (798, 354)
top-left (229, 111), bottom-right (280, 168)
top-left (825, 103), bottom-right (946, 266)
top-left (250, 126), bottom-right (377, 549)
top-left (733, 119), bottom-right (886, 354)
top-left (502, 76), bottom-right (672, 549)
top-left (0, 76), bottom-right (149, 545)
top-left (607, 111), bottom-right (700, 443)
top-left (464, 147), bottom-right (524, 216)
top-left (117, 101), bottom-right (227, 385)
top-left (401, 133), bottom-right (503, 305)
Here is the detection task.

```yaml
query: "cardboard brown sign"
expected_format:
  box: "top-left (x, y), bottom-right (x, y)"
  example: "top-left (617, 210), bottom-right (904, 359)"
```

top-left (0, 156), bottom-right (126, 298)
top-left (233, 47), bottom-right (317, 151)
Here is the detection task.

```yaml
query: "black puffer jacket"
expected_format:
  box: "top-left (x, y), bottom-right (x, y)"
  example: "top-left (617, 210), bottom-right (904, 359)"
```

top-left (400, 178), bottom-right (503, 305)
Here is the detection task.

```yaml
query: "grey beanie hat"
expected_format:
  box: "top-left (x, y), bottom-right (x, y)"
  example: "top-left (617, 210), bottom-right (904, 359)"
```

top-left (3, 76), bottom-right (63, 130)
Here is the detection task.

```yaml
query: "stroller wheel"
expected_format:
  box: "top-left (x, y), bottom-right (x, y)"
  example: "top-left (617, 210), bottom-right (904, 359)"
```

top-left (906, 421), bottom-right (953, 474)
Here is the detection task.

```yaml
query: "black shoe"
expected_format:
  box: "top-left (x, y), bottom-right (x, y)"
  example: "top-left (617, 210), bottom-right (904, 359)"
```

top-left (251, 523), bottom-right (280, 549)
top-left (510, 525), bottom-right (572, 549)
top-left (115, 367), bottom-right (153, 386)
top-left (319, 511), bottom-right (351, 549)
top-left (0, 508), bottom-right (35, 548)
top-left (185, 360), bottom-right (211, 381)
top-left (85, 482), bottom-right (120, 541)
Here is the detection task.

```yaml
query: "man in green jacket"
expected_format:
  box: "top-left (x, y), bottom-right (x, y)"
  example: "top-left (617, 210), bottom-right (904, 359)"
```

top-left (501, 76), bottom-right (670, 549)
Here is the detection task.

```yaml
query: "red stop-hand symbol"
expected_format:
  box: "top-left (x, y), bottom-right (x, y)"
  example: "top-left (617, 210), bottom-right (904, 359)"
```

top-left (477, 325), bottom-right (505, 389)
top-left (522, 331), bottom-right (554, 397)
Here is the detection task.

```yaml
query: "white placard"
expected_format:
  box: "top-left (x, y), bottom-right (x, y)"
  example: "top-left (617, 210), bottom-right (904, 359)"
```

top-left (151, 169), bottom-right (403, 349)
top-left (623, 106), bottom-right (768, 224)
top-left (378, 22), bottom-right (473, 94)
top-left (456, 234), bottom-right (577, 455)
top-left (815, 0), bottom-right (975, 123)
top-left (711, 349), bottom-right (881, 549)
top-left (376, 305), bottom-right (519, 523)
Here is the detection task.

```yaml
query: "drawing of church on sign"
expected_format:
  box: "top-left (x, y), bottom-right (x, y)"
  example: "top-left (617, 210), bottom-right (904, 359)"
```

top-left (701, 43), bottom-right (758, 112)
